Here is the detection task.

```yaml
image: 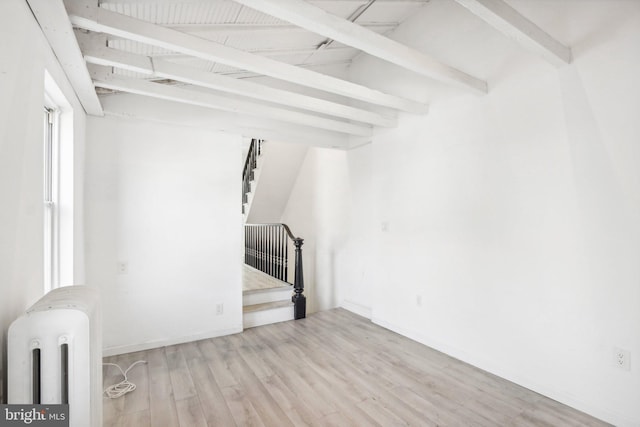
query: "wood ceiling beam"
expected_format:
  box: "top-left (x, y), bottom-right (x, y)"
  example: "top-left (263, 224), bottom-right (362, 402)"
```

top-left (93, 77), bottom-right (373, 136)
top-left (453, 0), bottom-right (571, 67)
top-left (232, 0), bottom-right (487, 94)
top-left (80, 44), bottom-right (397, 127)
top-left (65, 3), bottom-right (428, 113)
top-left (26, 0), bottom-right (104, 115)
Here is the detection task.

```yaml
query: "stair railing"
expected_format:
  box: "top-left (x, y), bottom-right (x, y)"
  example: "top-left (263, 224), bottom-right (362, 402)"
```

top-left (244, 223), bottom-right (306, 319)
top-left (242, 139), bottom-right (262, 214)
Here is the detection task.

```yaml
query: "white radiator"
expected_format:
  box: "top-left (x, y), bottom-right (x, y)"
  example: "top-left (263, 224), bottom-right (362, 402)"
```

top-left (8, 286), bottom-right (102, 427)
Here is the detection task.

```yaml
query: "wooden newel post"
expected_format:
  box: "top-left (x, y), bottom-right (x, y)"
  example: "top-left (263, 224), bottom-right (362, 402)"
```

top-left (292, 237), bottom-right (306, 319)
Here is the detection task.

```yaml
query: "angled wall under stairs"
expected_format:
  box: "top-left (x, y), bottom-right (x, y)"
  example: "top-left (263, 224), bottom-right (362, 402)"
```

top-left (243, 140), bottom-right (308, 224)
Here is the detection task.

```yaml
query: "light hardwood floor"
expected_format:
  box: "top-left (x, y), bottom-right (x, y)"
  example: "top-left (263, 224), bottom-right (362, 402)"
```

top-left (103, 309), bottom-right (610, 426)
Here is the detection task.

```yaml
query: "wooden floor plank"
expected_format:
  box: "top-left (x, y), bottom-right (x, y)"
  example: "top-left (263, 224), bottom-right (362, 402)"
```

top-left (257, 374), bottom-right (323, 426)
top-left (196, 338), bottom-right (238, 389)
top-left (146, 348), bottom-right (180, 427)
top-left (102, 355), bottom-right (126, 425)
top-left (149, 402), bottom-right (180, 427)
top-left (119, 409), bottom-right (151, 427)
top-left (221, 384), bottom-right (267, 427)
top-left (146, 348), bottom-right (172, 400)
top-left (122, 357), bottom-right (149, 415)
top-left (165, 345), bottom-right (197, 401)
top-left (175, 396), bottom-right (207, 427)
top-left (236, 329), bottom-right (275, 379)
top-left (103, 308), bottom-right (611, 427)
top-left (199, 395), bottom-right (238, 427)
top-left (224, 339), bottom-right (295, 427)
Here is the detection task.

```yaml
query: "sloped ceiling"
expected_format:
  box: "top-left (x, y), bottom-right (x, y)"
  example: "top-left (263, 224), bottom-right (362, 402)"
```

top-left (26, 0), bottom-right (570, 148)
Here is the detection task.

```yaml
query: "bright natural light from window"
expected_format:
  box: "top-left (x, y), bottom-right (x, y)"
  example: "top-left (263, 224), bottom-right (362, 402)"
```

top-left (44, 70), bottom-right (74, 293)
top-left (43, 105), bottom-right (58, 293)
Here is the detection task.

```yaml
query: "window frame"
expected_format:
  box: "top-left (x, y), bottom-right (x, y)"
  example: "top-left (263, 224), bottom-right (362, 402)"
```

top-left (43, 103), bottom-right (60, 293)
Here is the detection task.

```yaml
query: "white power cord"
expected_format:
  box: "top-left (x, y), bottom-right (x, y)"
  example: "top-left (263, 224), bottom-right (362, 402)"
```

top-left (103, 360), bottom-right (147, 399)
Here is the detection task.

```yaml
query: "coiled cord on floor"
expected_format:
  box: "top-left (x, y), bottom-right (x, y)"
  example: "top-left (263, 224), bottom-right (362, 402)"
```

top-left (103, 360), bottom-right (147, 399)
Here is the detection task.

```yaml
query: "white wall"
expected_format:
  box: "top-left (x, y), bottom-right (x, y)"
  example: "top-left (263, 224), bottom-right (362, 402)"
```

top-left (337, 1), bottom-right (640, 425)
top-left (280, 147), bottom-right (350, 314)
top-left (0, 0), bottom-right (86, 402)
top-left (85, 116), bottom-right (243, 355)
top-left (335, 144), bottom-right (375, 318)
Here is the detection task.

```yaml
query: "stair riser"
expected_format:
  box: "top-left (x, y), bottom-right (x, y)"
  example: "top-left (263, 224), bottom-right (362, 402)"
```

top-left (243, 288), bottom-right (292, 306)
top-left (243, 305), bottom-right (294, 329)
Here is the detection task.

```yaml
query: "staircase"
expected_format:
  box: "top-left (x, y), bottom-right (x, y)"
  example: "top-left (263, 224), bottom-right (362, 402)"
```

top-left (243, 138), bottom-right (308, 223)
top-left (242, 138), bottom-right (262, 219)
top-left (243, 265), bottom-right (294, 328)
top-left (241, 139), bottom-right (306, 328)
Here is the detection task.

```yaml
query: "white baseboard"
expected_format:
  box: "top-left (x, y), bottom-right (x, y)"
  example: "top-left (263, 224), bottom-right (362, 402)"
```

top-left (102, 325), bottom-right (243, 357)
top-left (340, 300), bottom-right (372, 319)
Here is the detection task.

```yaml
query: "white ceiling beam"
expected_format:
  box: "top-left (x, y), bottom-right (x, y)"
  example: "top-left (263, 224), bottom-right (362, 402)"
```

top-left (453, 0), bottom-right (571, 67)
top-left (93, 77), bottom-right (373, 137)
top-left (99, 0), bottom-right (426, 4)
top-left (100, 93), bottom-right (355, 149)
top-left (87, 63), bottom-right (115, 81)
top-left (86, 47), bottom-right (153, 75)
top-left (165, 22), bottom-right (398, 35)
top-left (152, 46), bottom-right (356, 60)
top-left (312, 0), bottom-right (429, 2)
top-left (66, 4), bottom-right (428, 113)
top-left (315, 0), bottom-right (429, 3)
top-left (98, 0), bottom-right (204, 3)
top-left (81, 31), bottom-right (356, 71)
top-left (26, 0), bottom-right (103, 115)
top-left (216, 60), bottom-right (354, 79)
top-left (232, 0), bottom-right (487, 94)
top-left (81, 44), bottom-right (397, 127)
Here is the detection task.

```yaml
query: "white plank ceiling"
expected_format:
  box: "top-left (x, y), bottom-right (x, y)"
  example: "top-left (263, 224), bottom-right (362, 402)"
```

top-left (26, 0), bottom-right (571, 147)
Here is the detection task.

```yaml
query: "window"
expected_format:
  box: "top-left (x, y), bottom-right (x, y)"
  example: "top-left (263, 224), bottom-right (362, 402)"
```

top-left (44, 70), bottom-right (75, 293)
top-left (43, 106), bottom-right (59, 293)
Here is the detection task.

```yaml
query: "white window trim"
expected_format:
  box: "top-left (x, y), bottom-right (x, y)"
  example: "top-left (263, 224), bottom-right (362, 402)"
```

top-left (44, 70), bottom-right (74, 293)
top-left (43, 104), bottom-right (60, 293)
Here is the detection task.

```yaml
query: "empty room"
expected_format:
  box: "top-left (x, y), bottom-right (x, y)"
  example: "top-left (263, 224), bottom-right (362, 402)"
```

top-left (1, 0), bottom-right (639, 426)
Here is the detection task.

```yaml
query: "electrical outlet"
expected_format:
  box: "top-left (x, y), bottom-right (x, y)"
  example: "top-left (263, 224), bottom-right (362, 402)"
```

top-left (117, 262), bottom-right (128, 274)
top-left (613, 347), bottom-right (631, 371)
top-left (216, 303), bottom-right (224, 315)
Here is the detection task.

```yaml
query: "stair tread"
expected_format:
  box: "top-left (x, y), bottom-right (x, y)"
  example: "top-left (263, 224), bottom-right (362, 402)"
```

top-left (243, 284), bottom-right (291, 296)
top-left (243, 300), bottom-right (292, 313)
top-left (242, 264), bottom-right (290, 292)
